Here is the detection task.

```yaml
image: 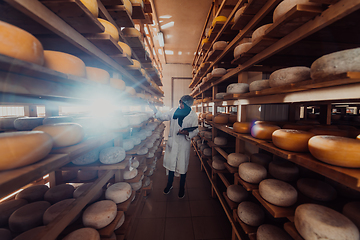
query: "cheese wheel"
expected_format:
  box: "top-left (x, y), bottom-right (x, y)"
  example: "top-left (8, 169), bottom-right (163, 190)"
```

top-left (309, 128), bottom-right (349, 137)
top-left (44, 184), bottom-right (74, 204)
top-left (259, 179), bottom-right (298, 207)
top-left (251, 124), bottom-right (280, 140)
top-left (72, 148), bottom-right (100, 165)
top-left (226, 83), bottom-right (249, 94)
top-left (252, 24), bottom-right (273, 42)
top-left (203, 148), bottom-right (212, 157)
top-left (226, 184), bottom-right (248, 203)
top-left (9, 201), bottom-right (51, 232)
top-left (137, 147), bottom-right (148, 155)
top-left (297, 178), bottom-right (337, 201)
top-left (211, 68), bottom-right (227, 76)
top-left (43, 116), bottom-right (73, 125)
top-left (43, 198), bottom-right (77, 225)
top-left (257, 224), bottom-right (292, 240)
top-left (234, 6), bottom-right (246, 22)
top-left (204, 131), bottom-right (212, 139)
top-left (214, 115), bottom-right (229, 124)
top-left (44, 51), bottom-right (86, 77)
top-left (15, 185), bottom-right (49, 202)
top-left (114, 213), bottom-right (125, 230)
top-left (63, 228), bottom-right (100, 240)
top-left (205, 114), bottom-right (213, 121)
top-left (79, 0), bottom-right (98, 17)
top-left (309, 135), bottom-right (360, 167)
top-left (228, 114), bottom-right (237, 124)
top-left (13, 226), bottom-right (46, 240)
top-left (118, 41), bottom-right (132, 57)
top-left (250, 153), bottom-right (272, 169)
top-left (212, 158), bottom-right (225, 170)
top-left (124, 168), bottom-right (138, 180)
top-left (0, 131), bottom-right (53, 171)
top-left (125, 86), bottom-right (136, 95)
top-left (237, 201), bottom-right (265, 227)
top-left (110, 78), bottom-right (126, 91)
top-left (343, 202), bottom-right (360, 230)
top-left (122, 0), bottom-right (133, 15)
top-left (143, 176), bottom-right (151, 187)
top-left (105, 182), bottom-right (132, 203)
top-left (33, 123), bottom-right (84, 148)
top-left (86, 67), bottom-right (110, 84)
top-left (249, 80), bottom-right (270, 91)
top-left (73, 183), bottom-right (102, 203)
top-left (272, 129), bottom-right (315, 152)
top-left (0, 199), bottom-right (28, 227)
top-left (269, 67), bottom-right (310, 87)
top-left (273, 0), bottom-right (321, 22)
top-left (0, 21), bottom-right (44, 65)
top-left (0, 228), bottom-right (12, 240)
top-left (234, 42), bottom-right (252, 58)
top-left (227, 153), bottom-right (250, 167)
top-left (269, 160), bottom-right (299, 182)
top-left (99, 147), bottom-right (126, 164)
top-left (77, 169), bottom-right (98, 180)
top-left (212, 16), bottom-right (227, 26)
top-left (83, 200), bottom-right (117, 229)
top-left (295, 204), bottom-right (359, 240)
top-left (213, 41), bottom-right (227, 50)
top-left (130, 180), bottom-right (142, 191)
top-left (97, 18), bottom-right (119, 41)
top-left (233, 122), bottom-right (252, 133)
top-left (14, 117), bottom-right (43, 130)
top-left (0, 116), bottom-right (19, 129)
top-left (128, 59), bottom-right (141, 69)
top-left (215, 92), bottom-right (227, 99)
top-left (123, 139), bottom-right (134, 151)
top-left (239, 162), bottom-right (267, 184)
top-left (214, 137), bottom-right (227, 146)
top-left (122, 28), bottom-right (142, 38)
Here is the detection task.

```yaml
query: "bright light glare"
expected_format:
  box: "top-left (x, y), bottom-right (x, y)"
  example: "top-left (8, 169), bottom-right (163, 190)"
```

top-left (159, 15), bottom-right (172, 19)
top-left (178, 51), bottom-right (182, 55)
top-left (165, 50), bottom-right (174, 55)
top-left (89, 97), bottom-right (119, 117)
top-left (160, 21), bottom-right (174, 30)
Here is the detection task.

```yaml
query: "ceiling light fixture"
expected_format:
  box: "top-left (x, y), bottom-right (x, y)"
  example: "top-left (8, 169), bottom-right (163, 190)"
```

top-left (157, 31), bottom-right (165, 47)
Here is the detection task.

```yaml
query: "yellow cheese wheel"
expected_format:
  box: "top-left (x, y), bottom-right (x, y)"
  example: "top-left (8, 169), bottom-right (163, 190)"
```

top-left (251, 124), bottom-right (280, 140)
top-left (43, 51), bottom-right (86, 77)
top-left (228, 114), bottom-right (237, 124)
top-left (118, 41), bottom-right (132, 57)
top-left (110, 78), bottom-right (126, 91)
top-left (212, 16), bottom-right (227, 26)
top-left (201, 38), bottom-right (209, 45)
top-left (33, 123), bottom-right (84, 148)
top-left (308, 135), bottom-right (360, 168)
top-left (0, 131), bottom-right (53, 171)
top-left (233, 122), bottom-right (252, 133)
top-left (86, 67), bottom-right (110, 84)
top-left (205, 114), bottom-right (213, 121)
top-left (97, 18), bottom-right (119, 42)
top-left (214, 114), bottom-right (229, 124)
top-left (122, 28), bottom-right (142, 38)
top-left (128, 59), bottom-right (141, 69)
top-left (125, 86), bottom-right (136, 95)
top-left (0, 21), bottom-right (44, 65)
top-left (123, 0), bottom-right (133, 15)
top-left (80, 0), bottom-right (98, 17)
top-left (272, 129), bottom-right (315, 152)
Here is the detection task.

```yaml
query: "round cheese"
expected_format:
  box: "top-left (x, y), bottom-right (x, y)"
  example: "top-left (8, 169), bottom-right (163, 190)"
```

top-left (72, 148), bottom-right (100, 165)
top-left (251, 124), bottom-right (280, 140)
top-left (110, 78), bottom-right (126, 91)
top-left (212, 16), bottom-right (227, 26)
top-left (83, 200), bottom-right (117, 229)
top-left (15, 185), bottom-right (49, 202)
top-left (130, 180), bottom-right (142, 191)
top-left (239, 162), bottom-right (267, 184)
top-left (0, 228), bottom-right (11, 240)
top-left (128, 59), bottom-right (141, 69)
top-left (207, 72), bottom-right (212, 80)
top-left (99, 147), bottom-right (126, 164)
top-left (343, 202), bottom-right (360, 230)
top-left (249, 80), bottom-right (270, 91)
top-left (9, 201), bottom-right (51, 232)
top-left (44, 50), bottom-right (86, 77)
top-left (228, 114), bottom-right (237, 124)
top-left (85, 66), bottom-right (110, 84)
top-left (43, 198), bottom-right (76, 225)
top-left (214, 115), bottom-right (229, 124)
top-left (212, 158), bottom-right (225, 170)
top-left (143, 177), bottom-right (151, 187)
top-left (0, 21), bottom-right (44, 65)
top-left (137, 147), bottom-right (148, 155)
top-left (0, 199), bottom-right (28, 227)
top-left (115, 213), bottom-right (125, 230)
top-left (213, 41), bottom-right (227, 50)
top-left (272, 129), bottom-right (315, 152)
top-left (259, 179), bottom-right (298, 207)
top-left (118, 41), bottom-right (132, 57)
top-left (269, 159), bottom-right (299, 182)
top-left (295, 204), bottom-right (359, 240)
top-left (33, 123), bottom-right (84, 148)
top-left (125, 86), bottom-right (136, 95)
top-left (212, 68), bottom-right (227, 76)
top-left (13, 226), bottom-right (46, 240)
top-left (252, 24), bottom-right (273, 42)
top-left (273, 0), bottom-right (321, 22)
top-left (79, 0), bottom-right (98, 17)
top-left (44, 184), bottom-right (74, 204)
top-left (297, 178), bottom-right (337, 201)
top-left (309, 128), bottom-right (349, 137)
top-left (203, 148), bottom-right (212, 157)
top-left (105, 182), bottom-right (132, 203)
top-left (234, 42), bottom-right (252, 58)
top-left (78, 169), bottom-right (98, 180)
top-left (204, 131), bottom-right (212, 139)
top-left (269, 67), bottom-right (310, 87)
top-left (0, 116), bottom-right (19, 129)
top-left (123, 139), bottom-right (134, 151)
top-left (234, 6), bottom-right (246, 22)
top-left (233, 122), bottom-right (252, 133)
top-left (215, 92), bottom-right (227, 99)
top-left (237, 201), bottom-right (265, 227)
top-left (257, 224), bottom-right (292, 240)
top-left (124, 168), bottom-right (138, 180)
top-left (123, 0), bottom-right (133, 15)
top-left (226, 83), bottom-right (249, 94)
top-left (122, 28), bottom-right (142, 38)
top-left (62, 228), bottom-right (100, 240)
top-left (97, 18), bottom-right (119, 41)
top-left (206, 114), bottom-right (213, 121)
top-left (73, 183), bottom-right (102, 203)
top-left (227, 153), bottom-right (250, 167)
top-left (250, 153), bottom-right (272, 169)
top-left (43, 116), bottom-right (73, 125)
top-left (226, 184), bottom-right (248, 203)
top-left (0, 131), bottom-right (53, 171)
top-left (14, 117), bottom-right (43, 130)
top-left (214, 137), bottom-right (227, 146)
top-left (308, 136), bottom-right (360, 168)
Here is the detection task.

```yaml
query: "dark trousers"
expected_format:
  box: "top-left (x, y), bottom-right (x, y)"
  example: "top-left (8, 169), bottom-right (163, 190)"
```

top-left (166, 170), bottom-right (186, 189)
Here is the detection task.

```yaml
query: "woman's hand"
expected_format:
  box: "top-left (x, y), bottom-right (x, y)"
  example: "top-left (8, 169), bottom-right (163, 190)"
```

top-left (178, 129), bottom-right (189, 136)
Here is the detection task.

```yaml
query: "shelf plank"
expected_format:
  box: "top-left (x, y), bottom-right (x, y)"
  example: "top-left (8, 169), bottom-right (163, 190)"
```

top-left (60, 159), bottom-right (129, 171)
top-left (86, 33), bottom-right (124, 55)
top-left (117, 191), bottom-right (136, 211)
top-left (110, 53), bottom-right (133, 65)
top-left (207, 74), bottom-right (224, 83)
top-left (214, 146), bottom-right (229, 160)
top-left (284, 222), bottom-right (304, 240)
top-left (132, 3), bottom-right (145, 19)
top-left (233, 209), bottom-right (258, 234)
top-left (232, 14), bottom-right (254, 30)
top-left (218, 172), bottom-right (231, 188)
top-left (132, 48), bottom-right (152, 63)
top-left (258, 142), bottom-right (295, 160)
top-left (245, 0), bottom-right (269, 15)
top-left (252, 190), bottom-right (296, 218)
top-left (123, 36), bottom-right (144, 48)
top-left (207, 49), bottom-right (223, 61)
top-left (235, 173), bottom-right (258, 191)
top-left (98, 211), bottom-right (125, 237)
top-left (101, 0), bottom-right (125, 5)
top-left (224, 162), bottom-right (238, 174)
top-left (40, 0), bottom-right (105, 33)
top-left (223, 192), bottom-right (239, 210)
top-left (106, 5), bottom-right (134, 27)
top-left (231, 52), bottom-right (255, 65)
top-left (247, 37), bottom-right (278, 54)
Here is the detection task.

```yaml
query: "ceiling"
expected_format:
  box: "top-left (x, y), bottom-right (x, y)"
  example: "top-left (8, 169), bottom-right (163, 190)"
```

top-left (151, 0), bottom-right (213, 64)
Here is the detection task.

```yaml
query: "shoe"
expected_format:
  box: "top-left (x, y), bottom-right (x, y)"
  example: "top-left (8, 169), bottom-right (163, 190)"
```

top-left (178, 188), bottom-right (185, 199)
top-left (163, 185), bottom-right (173, 194)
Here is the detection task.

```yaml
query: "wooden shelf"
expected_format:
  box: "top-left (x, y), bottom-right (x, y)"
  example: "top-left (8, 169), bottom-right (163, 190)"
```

top-left (224, 162), bottom-right (238, 174)
top-left (86, 33), bottom-right (124, 55)
top-left (106, 5), bottom-right (135, 27)
top-left (207, 160), bottom-right (228, 174)
top-left (123, 36), bottom-right (144, 49)
top-left (207, 49), bottom-right (223, 61)
top-left (132, 3), bottom-right (145, 19)
top-left (207, 74), bottom-right (224, 83)
top-left (233, 209), bottom-right (258, 234)
top-left (235, 173), bottom-right (258, 191)
top-left (117, 191), bottom-right (136, 211)
top-left (98, 211), bottom-right (125, 238)
top-left (284, 222), bottom-right (304, 240)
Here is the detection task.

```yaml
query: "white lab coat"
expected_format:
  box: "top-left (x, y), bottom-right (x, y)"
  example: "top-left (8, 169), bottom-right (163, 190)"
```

top-left (155, 108), bottom-right (199, 175)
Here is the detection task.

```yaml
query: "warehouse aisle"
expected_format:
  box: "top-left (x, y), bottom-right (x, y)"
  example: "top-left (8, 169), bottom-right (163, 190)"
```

top-left (128, 148), bottom-right (232, 240)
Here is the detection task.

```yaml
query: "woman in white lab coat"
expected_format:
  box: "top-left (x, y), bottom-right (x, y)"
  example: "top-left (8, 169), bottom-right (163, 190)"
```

top-left (151, 95), bottom-right (198, 198)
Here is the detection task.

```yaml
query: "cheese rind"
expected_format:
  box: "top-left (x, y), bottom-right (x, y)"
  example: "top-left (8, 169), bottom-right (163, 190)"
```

top-left (233, 122), bottom-right (252, 133)
top-left (44, 184), bottom-right (75, 204)
top-left (99, 147), bottom-right (126, 164)
top-left (227, 184), bottom-right (248, 203)
top-left (123, 0), bottom-right (133, 15)
top-left (97, 18), bottom-right (119, 41)
top-left (269, 66), bottom-right (310, 87)
top-left (110, 78), bottom-right (126, 91)
top-left (212, 158), bottom-right (225, 170)
top-left (214, 114), bottom-right (229, 124)
top-left (238, 162), bottom-right (267, 184)
top-left (211, 68), bottom-right (227, 76)
top-left (72, 148), bottom-right (100, 165)
top-left (228, 153), bottom-right (250, 167)
top-left (80, 0), bottom-right (98, 17)
top-left (297, 178), bottom-right (337, 201)
top-left (234, 43), bottom-right (252, 58)
top-left (82, 200), bottom-right (117, 229)
top-left (105, 182), bottom-right (132, 204)
top-left (118, 41), bottom-right (132, 57)
top-left (124, 168), bottom-right (138, 180)
top-left (257, 224), bottom-right (292, 240)
top-left (272, 129), bottom-right (315, 152)
top-left (252, 24), bottom-right (273, 42)
top-left (44, 50), bottom-right (86, 77)
top-left (213, 41), bottom-right (227, 50)
top-left (259, 179), bottom-right (298, 207)
top-left (122, 28), bottom-right (142, 38)
top-left (273, 0), bottom-right (321, 22)
top-left (249, 80), bottom-right (270, 92)
top-left (15, 185), bottom-right (49, 202)
top-left (214, 137), bottom-right (227, 146)
top-left (226, 83), bottom-right (249, 94)
top-left (14, 117), bottom-right (44, 130)
top-left (86, 67), bottom-right (110, 84)
top-left (237, 201), bottom-right (265, 227)
top-left (43, 198), bottom-right (76, 225)
top-left (0, 199), bottom-right (28, 227)
top-left (251, 124), bottom-right (280, 140)
top-left (62, 228), bottom-right (100, 240)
